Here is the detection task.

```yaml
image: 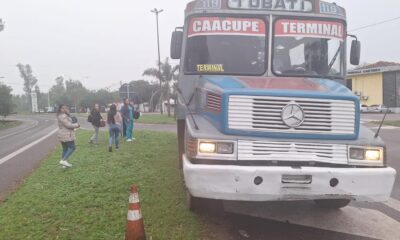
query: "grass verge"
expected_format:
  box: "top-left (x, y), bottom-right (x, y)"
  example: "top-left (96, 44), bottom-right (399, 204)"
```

top-left (137, 114), bottom-right (176, 125)
top-left (0, 120), bottom-right (22, 131)
top-left (371, 120), bottom-right (400, 127)
top-left (0, 130), bottom-right (201, 239)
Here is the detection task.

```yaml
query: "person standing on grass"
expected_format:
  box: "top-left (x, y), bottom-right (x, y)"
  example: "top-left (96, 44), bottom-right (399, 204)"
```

top-left (88, 103), bottom-right (103, 144)
top-left (121, 98), bottom-right (135, 142)
top-left (107, 104), bottom-right (122, 152)
top-left (57, 104), bottom-right (80, 168)
top-left (120, 101), bottom-right (127, 139)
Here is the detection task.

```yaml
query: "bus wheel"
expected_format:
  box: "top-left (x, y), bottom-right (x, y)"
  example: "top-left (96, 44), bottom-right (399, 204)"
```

top-left (177, 120), bottom-right (185, 169)
top-left (314, 199), bottom-right (351, 209)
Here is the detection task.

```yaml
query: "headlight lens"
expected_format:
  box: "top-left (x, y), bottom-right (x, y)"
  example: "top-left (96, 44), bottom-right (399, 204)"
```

top-left (349, 148), bottom-right (365, 160)
top-left (217, 142), bottom-right (234, 154)
top-left (199, 142), bottom-right (216, 153)
top-left (365, 150), bottom-right (381, 161)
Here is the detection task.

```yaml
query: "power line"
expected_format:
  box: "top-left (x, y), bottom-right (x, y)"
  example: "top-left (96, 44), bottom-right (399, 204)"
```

top-left (349, 16), bottom-right (400, 32)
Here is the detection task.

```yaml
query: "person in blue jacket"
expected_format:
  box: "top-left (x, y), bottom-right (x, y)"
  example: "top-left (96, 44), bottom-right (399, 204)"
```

top-left (120, 98), bottom-right (135, 142)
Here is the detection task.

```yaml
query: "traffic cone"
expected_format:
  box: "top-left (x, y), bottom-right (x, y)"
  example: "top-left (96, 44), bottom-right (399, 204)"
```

top-left (125, 185), bottom-right (146, 240)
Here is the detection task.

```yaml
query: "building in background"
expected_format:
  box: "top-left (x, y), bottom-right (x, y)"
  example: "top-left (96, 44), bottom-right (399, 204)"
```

top-left (347, 61), bottom-right (400, 113)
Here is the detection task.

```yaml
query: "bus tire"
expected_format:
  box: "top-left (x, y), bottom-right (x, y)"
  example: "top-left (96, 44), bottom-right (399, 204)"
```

top-left (177, 119), bottom-right (185, 169)
top-left (314, 199), bottom-right (351, 209)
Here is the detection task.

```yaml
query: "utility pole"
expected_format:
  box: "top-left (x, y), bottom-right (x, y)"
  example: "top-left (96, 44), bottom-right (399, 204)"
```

top-left (151, 8), bottom-right (163, 114)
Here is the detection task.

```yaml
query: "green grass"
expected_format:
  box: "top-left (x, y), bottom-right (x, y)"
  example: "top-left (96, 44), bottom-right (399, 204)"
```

top-left (371, 120), bottom-right (400, 127)
top-left (0, 131), bottom-right (201, 240)
top-left (0, 120), bottom-right (22, 131)
top-left (136, 114), bottom-right (176, 125)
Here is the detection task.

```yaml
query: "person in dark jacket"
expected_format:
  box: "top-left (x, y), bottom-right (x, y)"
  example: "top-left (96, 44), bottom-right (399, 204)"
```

top-left (120, 98), bottom-right (135, 142)
top-left (88, 104), bottom-right (103, 144)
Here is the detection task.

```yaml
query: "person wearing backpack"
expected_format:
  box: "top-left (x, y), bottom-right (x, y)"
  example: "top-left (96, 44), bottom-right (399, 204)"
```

top-left (88, 104), bottom-right (103, 144)
top-left (121, 98), bottom-right (135, 142)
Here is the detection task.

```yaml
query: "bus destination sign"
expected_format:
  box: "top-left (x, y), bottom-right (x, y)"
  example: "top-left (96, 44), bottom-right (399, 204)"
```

top-left (228, 0), bottom-right (314, 12)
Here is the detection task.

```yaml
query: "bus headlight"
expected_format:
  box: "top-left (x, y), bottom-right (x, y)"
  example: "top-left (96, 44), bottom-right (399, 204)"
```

top-left (199, 142), bottom-right (216, 153)
top-left (349, 147), bottom-right (384, 166)
top-left (365, 149), bottom-right (381, 161)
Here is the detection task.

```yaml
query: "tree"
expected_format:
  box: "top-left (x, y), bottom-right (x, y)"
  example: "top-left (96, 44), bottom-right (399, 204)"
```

top-left (143, 58), bottom-right (179, 117)
top-left (65, 79), bottom-right (89, 112)
top-left (0, 83), bottom-right (14, 118)
top-left (129, 80), bottom-right (160, 111)
top-left (16, 63), bottom-right (38, 108)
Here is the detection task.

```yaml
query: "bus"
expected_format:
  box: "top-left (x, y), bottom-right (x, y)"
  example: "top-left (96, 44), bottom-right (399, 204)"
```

top-left (170, 0), bottom-right (396, 209)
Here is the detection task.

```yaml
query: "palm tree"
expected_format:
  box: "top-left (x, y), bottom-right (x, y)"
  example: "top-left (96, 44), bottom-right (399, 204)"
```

top-left (143, 58), bottom-right (179, 117)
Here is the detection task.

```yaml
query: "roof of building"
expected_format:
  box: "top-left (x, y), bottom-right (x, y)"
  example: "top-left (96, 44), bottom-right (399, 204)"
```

top-left (348, 61), bottom-right (400, 76)
top-left (355, 61), bottom-right (400, 70)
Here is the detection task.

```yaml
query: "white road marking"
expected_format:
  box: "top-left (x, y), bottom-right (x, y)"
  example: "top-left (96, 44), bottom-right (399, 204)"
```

top-left (224, 201), bottom-right (400, 240)
top-left (0, 128), bottom-right (58, 166)
top-left (384, 198), bottom-right (400, 213)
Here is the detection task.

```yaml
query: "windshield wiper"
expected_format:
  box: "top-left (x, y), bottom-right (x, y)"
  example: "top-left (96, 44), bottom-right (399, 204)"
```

top-left (324, 43), bottom-right (342, 78)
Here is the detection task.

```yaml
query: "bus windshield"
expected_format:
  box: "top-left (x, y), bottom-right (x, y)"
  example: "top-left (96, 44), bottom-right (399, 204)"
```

top-left (184, 17), bottom-right (267, 75)
top-left (273, 19), bottom-right (345, 78)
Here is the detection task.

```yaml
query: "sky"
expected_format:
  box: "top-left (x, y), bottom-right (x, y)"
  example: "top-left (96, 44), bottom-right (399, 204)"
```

top-left (1, 0), bottom-right (400, 95)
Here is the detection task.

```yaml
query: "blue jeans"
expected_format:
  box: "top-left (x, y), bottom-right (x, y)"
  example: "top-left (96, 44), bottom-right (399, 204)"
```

top-left (61, 141), bottom-right (76, 161)
top-left (109, 124), bottom-right (120, 148)
top-left (125, 120), bottom-right (134, 140)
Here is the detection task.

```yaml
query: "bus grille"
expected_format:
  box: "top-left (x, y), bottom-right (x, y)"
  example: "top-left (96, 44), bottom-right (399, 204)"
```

top-left (238, 140), bottom-right (348, 164)
top-left (228, 95), bottom-right (355, 135)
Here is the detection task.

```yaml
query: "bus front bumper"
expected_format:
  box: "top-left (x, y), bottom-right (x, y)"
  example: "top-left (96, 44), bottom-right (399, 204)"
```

top-left (183, 156), bottom-right (396, 202)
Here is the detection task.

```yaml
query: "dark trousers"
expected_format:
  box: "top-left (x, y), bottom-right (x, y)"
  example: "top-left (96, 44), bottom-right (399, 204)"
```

top-left (61, 141), bottom-right (76, 161)
top-left (122, 121), bottom-right (127, 138)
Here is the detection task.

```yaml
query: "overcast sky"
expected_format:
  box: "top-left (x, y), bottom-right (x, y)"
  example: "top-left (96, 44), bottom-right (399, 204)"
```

top-left (1, 0), bottom-right (400, 95)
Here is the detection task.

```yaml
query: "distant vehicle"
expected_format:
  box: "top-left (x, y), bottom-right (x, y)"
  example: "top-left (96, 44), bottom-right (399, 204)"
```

top-left (360, 104), bottom-right (368, 113)
top-left (368, 104), bottom-right (392, 113)
top-left (45, 107), bottom-right (55, 113)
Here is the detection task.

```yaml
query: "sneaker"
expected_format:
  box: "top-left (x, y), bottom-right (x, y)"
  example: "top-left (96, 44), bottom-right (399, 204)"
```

top-left (126, 139), bottom-right (132, 142)
top-left (59, 160), bottom-right (72, 168)
top-left (109, 146), bottom-right (112, 152)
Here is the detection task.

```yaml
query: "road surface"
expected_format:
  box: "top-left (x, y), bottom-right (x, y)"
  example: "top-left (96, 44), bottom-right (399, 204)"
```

top-left (0, 114), bottom-right (58, 200)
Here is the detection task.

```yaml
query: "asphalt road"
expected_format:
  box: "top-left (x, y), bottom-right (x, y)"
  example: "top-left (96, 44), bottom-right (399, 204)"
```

top-left (0, 114), bottom-right (58, 200)
top-left (0, 113), bottom-right (399, 239)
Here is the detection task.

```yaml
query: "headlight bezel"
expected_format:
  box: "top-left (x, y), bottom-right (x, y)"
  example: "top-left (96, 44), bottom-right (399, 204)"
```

top-left (195, 139), bottom-right (237, 160)
top-left (348, 146), bottom-right (385, 166)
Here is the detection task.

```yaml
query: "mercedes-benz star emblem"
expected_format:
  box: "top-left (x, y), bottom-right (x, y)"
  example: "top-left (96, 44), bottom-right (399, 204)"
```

top-left (281, 104), bottom-right (305, 128)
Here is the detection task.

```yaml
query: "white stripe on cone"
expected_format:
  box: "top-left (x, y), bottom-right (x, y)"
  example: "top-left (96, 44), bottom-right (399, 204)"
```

top-left (129, 193), bottom-right (140, 204)
top-left (127, 210), bottom-right (142, 221)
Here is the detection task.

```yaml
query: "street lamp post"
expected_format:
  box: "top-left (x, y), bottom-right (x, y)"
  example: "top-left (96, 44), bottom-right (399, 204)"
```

top-left (151, 8), bottom-right (163, 114)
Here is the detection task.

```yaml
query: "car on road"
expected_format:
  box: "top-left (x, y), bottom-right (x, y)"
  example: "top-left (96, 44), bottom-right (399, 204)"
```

top-left (360, 104), bottom-right (368, 113)
top-left (367, 104), bottom-right (392, 113)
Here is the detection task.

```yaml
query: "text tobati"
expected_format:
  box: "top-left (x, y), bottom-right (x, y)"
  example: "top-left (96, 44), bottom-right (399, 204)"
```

top-left (192, 19), bottom-right (261, 33)
top-left (279, 21), bottom-right (343, 39)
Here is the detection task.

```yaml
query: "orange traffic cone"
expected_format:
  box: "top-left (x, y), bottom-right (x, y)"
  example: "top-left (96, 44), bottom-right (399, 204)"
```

top-left (125, 185), bottom-right (146, 240)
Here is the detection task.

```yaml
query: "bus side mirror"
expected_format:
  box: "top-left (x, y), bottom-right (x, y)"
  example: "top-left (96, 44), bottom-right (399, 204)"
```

top-left (350, 40), bottom-right (361, 65)
top-left (170, 29), bottom-right (183, 60)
